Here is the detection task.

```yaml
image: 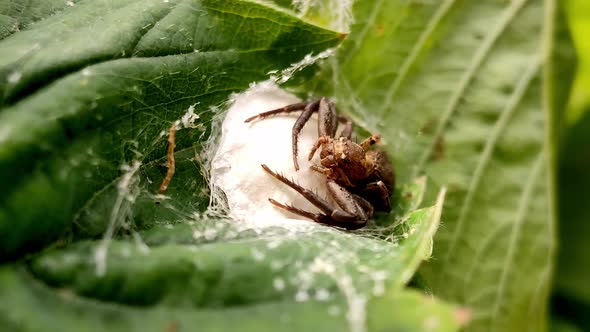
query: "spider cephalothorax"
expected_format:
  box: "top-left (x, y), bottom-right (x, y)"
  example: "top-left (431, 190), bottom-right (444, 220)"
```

top-left (245, 97), bottom-right (395, 230)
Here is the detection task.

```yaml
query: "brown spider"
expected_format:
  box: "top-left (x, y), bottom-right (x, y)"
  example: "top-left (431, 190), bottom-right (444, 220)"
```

top-left (245, 97), bottom-right (395, 230)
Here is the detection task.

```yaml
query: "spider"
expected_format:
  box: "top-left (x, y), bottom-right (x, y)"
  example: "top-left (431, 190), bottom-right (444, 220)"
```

top-left (245, 97), bottom-right (395, 230)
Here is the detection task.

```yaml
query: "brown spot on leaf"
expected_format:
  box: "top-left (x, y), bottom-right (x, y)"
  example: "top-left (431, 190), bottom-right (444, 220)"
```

top-left (165, 320), bottom-right (179, 332)
top-left (375, 24), bottom-right (385, 35)
top-left (429, 136), bottom-right (445, 161)
top-left (419, 118), bottom-right (437, 135)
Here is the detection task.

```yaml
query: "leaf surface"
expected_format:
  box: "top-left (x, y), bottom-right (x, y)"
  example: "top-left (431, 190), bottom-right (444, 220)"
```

top-left (308, 0), bottom-right (575, 331)
top-left (0, 1), bottom-right (459, 330)
top-left (553, 110), bottom-right (590, 330)
top-left (30, 189), bottom-right (441, 307)
top-left (0, 265), bottom-right (462, 332)
top-left (0, 0), bottom-right (80, 40)
top-left (565, 0), bottom-right (590, 122)
top-left (0, 0), bottom-right (343, 258)
top-left (14, 178), bottom-right (454, 331)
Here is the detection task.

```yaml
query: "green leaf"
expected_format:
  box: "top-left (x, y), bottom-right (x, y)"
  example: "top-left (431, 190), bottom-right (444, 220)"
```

top-left (0, 0), bottom-right (80, 40)
top-left (0, 265), bottom-right (463, 332)
top-left (5, 179), bottom-right (450, 331)
top-left (0, 0), bottom-right (343, 258)
top-left (553, 109), bottom-right (590, 330)
top-left (550, 316), bottom-right (585, 332)
top-left (565, 0), bottom-right (590, 122)
top-left (552, 6), bottom-right (590, 327)
top-left (0, 2), bottom-right (455, 329)
top-left (308, 0), bottom-right (575, 331)
top-left (29, 179), bottom-right (443, 306)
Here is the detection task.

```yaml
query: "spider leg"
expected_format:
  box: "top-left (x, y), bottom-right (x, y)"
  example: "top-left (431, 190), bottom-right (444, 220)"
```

top-left (268, 199), bottom-right (342, 227)
top-left (308, 135), bottom-right (330, 161)
top-left (244, 101), bottom-right (310, 123)
top-left (360, 181), bottom-right (391, 212)
top-left (338, 115), bottom-right (353, 139)
top-left (244, 98), bottom-right (322, 171)
top-left (307, 113), bottom-right (352, 160)
top-left (305, 98), bottom-right (338, 162)
top-left (290, 100), bottom-right (320, 170)
top-left (334, 168), bottom-right (354, 187)
top-left (360, 134), bottom-right (381, 151)
top-left (322, 100), bottom-right (355, 138)
top-left (244, 100), bottom-right (320, 171)
top-left (309, 104), bottom-right (355, 160)
top-left (318, 97), bottom-right (338, 137)
top-left (310, 164), bottom-right (332, 176)
top-left (262, 164), bottom-right (370, 230)
top-left (262, 164), bottom-right (335, 214)
top-left (326, 181), bottom-right (373, 221)
top-left (309, 157), bottom-right (356, 189)
top-left (246, 97), bottom-right (349, 171)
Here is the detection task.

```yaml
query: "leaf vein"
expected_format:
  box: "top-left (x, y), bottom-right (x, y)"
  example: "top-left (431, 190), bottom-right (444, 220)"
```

top-left (490, 152), bottom-right (544, 328)
top-left (444, 56), bottom-right (541, 263)
top-left (379, 0), bottom-right (457, 117)
top-left (344, 0), bottom-right (385, 64)
top-left (413, 0), bottom-right (529, 176)
top-left (132, 1), bottom-right (177, 56)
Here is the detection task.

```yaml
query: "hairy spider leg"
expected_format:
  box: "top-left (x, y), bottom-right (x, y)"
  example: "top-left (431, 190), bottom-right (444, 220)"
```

top-left (290, 101), bottom-right (321, 170)
top-left (318, 97), bottom-right (338, 138)
top-left (308, 102), bottom-right (353, 161)
top-left (308, 135), bottom-right (330, 161)
top-left (261, 164), bottom-right (370, 230)
top-left (246, 98), bottom-right (354, 171)
top-left (245, 100), bottom-right (320, 170)
top-left (360, 134), bottom-right (381, 151)
top-left (338, 115), bottom-right (353, 139)
top-left (360, 181), bottom-right (391, 212)
top-left (317, 98), bottom-right (353, 139)
top-left (310, 164), bottom-right (332, 176)
top-left (268, 198), bottom-right (337, 226)
top-left (326, 181), bottom-right (373, 220)
top-left (244, 101), bottom-right (310, 123)
top-left (309, 100), bottom-right (340, 161)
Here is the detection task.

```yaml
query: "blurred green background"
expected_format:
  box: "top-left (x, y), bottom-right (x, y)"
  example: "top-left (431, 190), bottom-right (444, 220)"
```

top-left (566, 0), bottom-right (590, 123)
top-left (553, 0), bottom-right (590, 331)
